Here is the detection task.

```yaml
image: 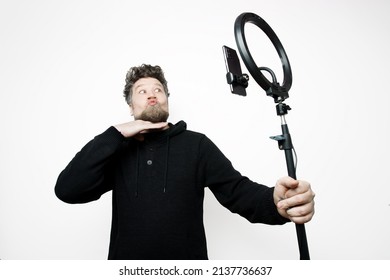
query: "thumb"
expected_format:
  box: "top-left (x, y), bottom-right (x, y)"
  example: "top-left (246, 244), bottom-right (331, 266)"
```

top-left (277, 176), bottom-right (299, 189)
top-left (274, 176), bottom-right (299, 203)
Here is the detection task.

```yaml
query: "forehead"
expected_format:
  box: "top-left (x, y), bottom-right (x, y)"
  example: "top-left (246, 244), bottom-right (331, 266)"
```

top-left (133, 77), bottom-right (163, 89)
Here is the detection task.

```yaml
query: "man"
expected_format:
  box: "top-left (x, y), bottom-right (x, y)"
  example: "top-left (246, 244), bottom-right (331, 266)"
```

top-left (55, 64), bottom-right (315, 260)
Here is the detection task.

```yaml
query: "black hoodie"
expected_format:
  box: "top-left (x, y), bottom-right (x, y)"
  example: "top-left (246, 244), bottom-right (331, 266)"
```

top-left (55, 121), bottom-right (289, 259)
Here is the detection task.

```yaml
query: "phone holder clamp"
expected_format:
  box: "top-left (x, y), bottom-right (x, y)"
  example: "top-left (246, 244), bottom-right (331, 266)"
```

top-left (226, 72), bottom-right (249, 89)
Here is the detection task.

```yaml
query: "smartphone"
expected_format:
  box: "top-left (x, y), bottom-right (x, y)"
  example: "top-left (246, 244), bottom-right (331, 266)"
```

top-left (222, 45), bottom-right (247, 96)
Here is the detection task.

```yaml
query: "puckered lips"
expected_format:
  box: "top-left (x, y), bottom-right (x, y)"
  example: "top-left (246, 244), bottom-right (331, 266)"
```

top-left (147, 99), bottom-right (158, 106)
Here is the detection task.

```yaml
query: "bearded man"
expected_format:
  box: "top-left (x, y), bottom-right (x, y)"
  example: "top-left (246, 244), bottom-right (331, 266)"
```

top-left (55, 64), bottom-right (315, 260)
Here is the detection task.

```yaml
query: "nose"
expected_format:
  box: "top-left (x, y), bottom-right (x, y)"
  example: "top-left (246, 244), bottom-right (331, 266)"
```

top-left (147, 94), bottom-right (156, 101)
top-left (147, 90), bottom-right (156, 98)
top-left (147, 91), bottom-right (157, 103)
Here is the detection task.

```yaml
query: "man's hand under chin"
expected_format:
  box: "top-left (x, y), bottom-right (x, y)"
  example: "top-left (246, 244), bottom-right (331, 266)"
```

top-left (114, 120), bottom-right (168, 140)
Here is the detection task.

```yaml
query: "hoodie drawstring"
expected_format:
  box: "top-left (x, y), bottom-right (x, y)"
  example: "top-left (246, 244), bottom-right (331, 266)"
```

top-left (163, 136), bottom-right (170, 193)
top-left (135, 144), bottom-right (140, 197)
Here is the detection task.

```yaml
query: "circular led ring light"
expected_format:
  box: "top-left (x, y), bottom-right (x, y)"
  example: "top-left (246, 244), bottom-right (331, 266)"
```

top-left (234, 12), bottom-right (292, 99)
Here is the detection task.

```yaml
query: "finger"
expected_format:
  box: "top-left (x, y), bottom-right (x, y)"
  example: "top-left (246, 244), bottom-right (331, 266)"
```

top-left (285, 180), bottom-right (312, 199)
top-left (290, 213), bottom-right (314, 224)
top-left (276, 176), bottom-right (299, 190)
top-left (286, 201), bottom-right (315, 218)
top-left (149, 122), bottom-right (168, 128)
top-left (146, 121), bottom-right (168, 129)
top-left (277, 191), bottom-right (312, 210)
top-left (288, 205), bottom-right (315, 224)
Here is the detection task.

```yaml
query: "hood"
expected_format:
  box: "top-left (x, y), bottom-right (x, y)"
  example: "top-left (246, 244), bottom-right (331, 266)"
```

top-left (143, 120), bottom-right (187, 140)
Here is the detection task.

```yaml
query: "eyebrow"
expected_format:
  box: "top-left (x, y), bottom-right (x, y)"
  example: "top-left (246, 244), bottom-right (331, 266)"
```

top-left (134, 83), bottom-right (163, 91)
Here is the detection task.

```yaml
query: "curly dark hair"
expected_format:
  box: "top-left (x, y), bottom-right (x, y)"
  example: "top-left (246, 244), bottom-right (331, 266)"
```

top-left (123, 64), bottom-right (169, 104)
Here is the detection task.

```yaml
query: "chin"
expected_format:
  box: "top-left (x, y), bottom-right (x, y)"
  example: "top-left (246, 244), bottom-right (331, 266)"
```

top-left (137, 105), bottom-right (169, 123)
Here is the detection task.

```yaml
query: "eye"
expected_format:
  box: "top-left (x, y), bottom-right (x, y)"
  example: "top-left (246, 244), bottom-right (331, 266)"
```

top-left (138, 89), bottom-right (146, 94)
top-left (154, 88), bottom-right (162, 93)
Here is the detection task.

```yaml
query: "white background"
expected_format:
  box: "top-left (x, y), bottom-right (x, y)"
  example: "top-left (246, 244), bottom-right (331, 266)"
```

top-left (0, 0), bottom-right (389, 260)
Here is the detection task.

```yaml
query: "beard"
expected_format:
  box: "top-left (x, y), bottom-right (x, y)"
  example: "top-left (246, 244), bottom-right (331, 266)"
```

top-left (135, 104), bottom-right (169, 123)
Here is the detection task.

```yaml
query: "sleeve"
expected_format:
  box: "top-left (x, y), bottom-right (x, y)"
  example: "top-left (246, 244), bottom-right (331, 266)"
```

top-left (199, 136), bottom-right (290, 225)
top-left (54, 126), bottom-right (125, 204)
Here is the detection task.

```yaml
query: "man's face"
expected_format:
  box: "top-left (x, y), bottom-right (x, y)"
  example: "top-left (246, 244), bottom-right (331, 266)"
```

top-left (130, 77), bottom-right (169, 123)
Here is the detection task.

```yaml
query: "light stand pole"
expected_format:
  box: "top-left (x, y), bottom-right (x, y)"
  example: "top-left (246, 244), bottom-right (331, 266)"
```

top-left (270, 103), bottom-right (310, 260)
